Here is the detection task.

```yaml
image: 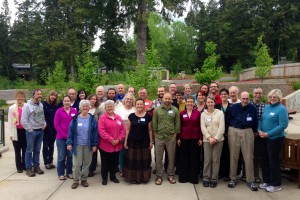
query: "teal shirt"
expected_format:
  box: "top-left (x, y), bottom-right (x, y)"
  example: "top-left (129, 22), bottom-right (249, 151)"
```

top-left (258, 102), bottom-right (288, 139)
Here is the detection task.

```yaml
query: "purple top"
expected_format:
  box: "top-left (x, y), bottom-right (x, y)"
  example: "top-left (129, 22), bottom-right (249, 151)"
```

top-left (179, 109), bottom-right (203, 140)
top-left (54, 107), bottom-right (77, 140)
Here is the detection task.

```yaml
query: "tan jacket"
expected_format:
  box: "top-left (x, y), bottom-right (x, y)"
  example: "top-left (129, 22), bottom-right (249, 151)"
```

top-left (201, 109), bottom-right (225, 142)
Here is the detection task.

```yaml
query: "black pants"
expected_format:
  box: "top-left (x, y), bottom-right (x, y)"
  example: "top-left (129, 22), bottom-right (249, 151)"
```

top-left (178, 139), bottom-right (200, 184)
top-left (89, 150), bottom-right (98, 173)
top-left (219, 135), bottom-right (230, 178)
top-left (261, 137), bottom-right (285, 186)
top-left (42, 129), bottom-right (56, 165)
top-left (12, 128), bottom-right (27, 170)
top-left (254, 136), bottom-right (262, 177)
top-left (99, 149), bottom-right (119, 181)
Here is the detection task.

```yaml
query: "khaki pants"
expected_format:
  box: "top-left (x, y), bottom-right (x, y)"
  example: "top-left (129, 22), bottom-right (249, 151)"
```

top-left (203, 141), bottom-right (223, 181)
top-left (73, 145), bottom-right (93, 183)
top-left (155, 134), bottom-right (176, 177)
top-left (228, 127), bottom-right (254, 182)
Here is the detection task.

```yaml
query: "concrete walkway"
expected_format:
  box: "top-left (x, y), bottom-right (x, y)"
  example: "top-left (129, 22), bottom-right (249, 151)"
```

top-left (1, 115), bottom-right (300, 200)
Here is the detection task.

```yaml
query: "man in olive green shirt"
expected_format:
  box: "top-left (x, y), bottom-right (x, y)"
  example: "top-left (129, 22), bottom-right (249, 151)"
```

top-left (152, 92), bottom-right (180, 185)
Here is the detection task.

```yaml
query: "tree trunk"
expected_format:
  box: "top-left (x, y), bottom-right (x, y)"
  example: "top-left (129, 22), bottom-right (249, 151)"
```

top-left (70, 56), bottom-right (74, 82)
top-left (136, 0), bottom-right (147, 65)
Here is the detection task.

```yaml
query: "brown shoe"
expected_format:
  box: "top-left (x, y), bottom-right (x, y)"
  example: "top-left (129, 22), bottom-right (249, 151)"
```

top-left (81, 180), bottom-right (89, 187)
top-left (26, 169), bottom-right (36, 177)
top-left (33, 166), bottom-right (44, 175)
top-left (71, 183), bottom-right (78, 189)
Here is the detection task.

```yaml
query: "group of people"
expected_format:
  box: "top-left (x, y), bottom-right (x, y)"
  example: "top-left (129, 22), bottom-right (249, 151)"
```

top-left (7, 82), bottom-right (289, 193)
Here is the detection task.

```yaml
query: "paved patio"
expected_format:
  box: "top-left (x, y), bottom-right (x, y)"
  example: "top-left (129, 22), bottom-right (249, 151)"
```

top-left (1, 114), bottom-right (300, 200)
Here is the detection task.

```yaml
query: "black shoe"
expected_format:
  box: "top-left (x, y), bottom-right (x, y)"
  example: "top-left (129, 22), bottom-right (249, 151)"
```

top-left (102, 179), bottom-right (107, 185)
top-left (203, 180), bottom-right (210, 187)
top-left (153, 169), bottom-right (156, 174)
top-left (223, 177), bottom-right (230, 182)
top-left (228, 179), bottom-right (238, 188)
top-left (248, 182), bottom-right (258, 191)
top-left (88, 171), bottom-right (94, 177)
top-left (210, 180), bottom-right (218, 188)
top-left (17, 169), bottom-right (23, 173)
top-left (111, 178), bottom-right (120, 183)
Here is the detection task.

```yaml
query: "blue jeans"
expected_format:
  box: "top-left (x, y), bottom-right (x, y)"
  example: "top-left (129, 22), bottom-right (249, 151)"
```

top-left (25, 130), bottom-right (44, 169)
top-left (56, 139), bottom-right (73, 176)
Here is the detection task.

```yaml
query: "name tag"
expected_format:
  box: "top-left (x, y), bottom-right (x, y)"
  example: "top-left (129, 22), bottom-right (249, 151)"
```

top-left (117, 120), bottom-right (122, 125)
top-left (71, 113), bottom-right (75, 117)
top-left (168, 110), bottom-right (173, 114)
top-left (78, 123), bottom-right (83, 127)
top-left (247, 117), bottom-right (252, 121)
top-left (157, 103), bottom-right (161, 107)
top-left (140, 118), bottom-right (145, 122)
top-left (270, 112), bottom-right (275, 116)
top-left (183, 114), bottom-right (188, 118)
top-left (145, 102), bottom-right (149, 105)
top-left (207, 117), bottom-right (212, 122)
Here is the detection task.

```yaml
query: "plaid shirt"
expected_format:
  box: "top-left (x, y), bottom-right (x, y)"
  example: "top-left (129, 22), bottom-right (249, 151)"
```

top-left (250, 101), bottom-right (265, 120)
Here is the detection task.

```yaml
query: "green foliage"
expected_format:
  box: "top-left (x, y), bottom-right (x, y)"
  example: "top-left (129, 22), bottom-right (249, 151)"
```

top-left (46, 61), bottom-right (67, 91)
top-left (232, 60), bottom-right (243, 81)
top-left (0, 76), bottom-right (14, 89)
top-left (0, 99), bottom-right (6, 107)
top-left (194, 41), bottom-right (223, 84)
top-left (76, 48), bottom-right (99, 94)
top-left (292, 82), bottom-right (300, 90)
top-left (255, 35), bottom-right (273, 80)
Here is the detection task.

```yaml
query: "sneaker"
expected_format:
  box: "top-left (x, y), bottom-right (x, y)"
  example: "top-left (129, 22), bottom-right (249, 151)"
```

top-left (203, 180), bottom-right (210, 187)
top-left (228, 179), bottom-right (238, 188)
top-left (210, 180), bottom-right (218, 188)
top-left (258, 183), bottom-right (269, 189)
top-left (248, 182), bottom-right (258, 191)
top-left (26, 169), bottom-right (36, 177)
top-left (33, 166), bottom-right (44, 175)
top-left (266, 186), bottom-right (281, 193)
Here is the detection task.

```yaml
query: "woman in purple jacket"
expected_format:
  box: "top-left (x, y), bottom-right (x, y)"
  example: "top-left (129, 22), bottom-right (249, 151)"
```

top-left (54, 95), bottom-right (77, 180)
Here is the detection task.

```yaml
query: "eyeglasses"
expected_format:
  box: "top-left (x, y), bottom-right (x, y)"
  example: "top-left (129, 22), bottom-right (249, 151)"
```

top-left (268, 96), bottom-right (278, 99)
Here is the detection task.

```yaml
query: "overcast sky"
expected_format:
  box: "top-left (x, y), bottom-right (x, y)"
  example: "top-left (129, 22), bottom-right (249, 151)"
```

top-left (0, 0), bottom-right (210, 50)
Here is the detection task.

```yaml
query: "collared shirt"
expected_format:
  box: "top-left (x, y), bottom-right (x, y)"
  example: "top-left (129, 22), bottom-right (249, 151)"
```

top-left (250, 101), bottom-right (265, 120)
top-left (228, 103), bottom-right (258, 133)
top-left (116, 94), bottom-right (125, 101)
top-left (152, 104), bottom-right (180, 140)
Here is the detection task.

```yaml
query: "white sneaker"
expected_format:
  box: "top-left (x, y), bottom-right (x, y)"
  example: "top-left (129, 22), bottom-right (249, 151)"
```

top-left (258, 183), bottom-right (269, 189)
top-left (266, 186), bottom-right (281, 193)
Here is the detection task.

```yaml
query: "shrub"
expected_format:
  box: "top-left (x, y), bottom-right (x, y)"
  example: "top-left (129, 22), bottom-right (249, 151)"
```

top-left (292, 82), bottom-right (300, 90)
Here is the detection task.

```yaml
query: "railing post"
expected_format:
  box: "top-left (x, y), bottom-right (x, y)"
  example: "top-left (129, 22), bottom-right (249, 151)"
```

top-left (0, 110), bottom-right (4, 146)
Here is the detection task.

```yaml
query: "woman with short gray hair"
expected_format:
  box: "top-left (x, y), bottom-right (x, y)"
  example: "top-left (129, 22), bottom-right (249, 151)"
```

top-left (67, 99), bottom-right (99, 189)
top-left (98, 100), bottom-right (126, 185)
top-left (258, 89), bottom-right (288, 193)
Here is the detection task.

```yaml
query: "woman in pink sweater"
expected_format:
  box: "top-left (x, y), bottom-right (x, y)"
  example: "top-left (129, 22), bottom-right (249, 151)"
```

top-left (98, 100), bottom-right (126, 185)
top-left (54, 95), bottom-right (77, 180)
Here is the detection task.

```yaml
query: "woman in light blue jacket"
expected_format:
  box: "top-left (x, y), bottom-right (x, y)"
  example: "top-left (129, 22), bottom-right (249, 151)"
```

top-left (258, 89), bottom-right (288, 193)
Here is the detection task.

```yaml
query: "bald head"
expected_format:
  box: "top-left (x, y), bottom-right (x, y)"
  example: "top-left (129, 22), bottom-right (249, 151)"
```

top-left (117, 84), bottom-right (125, 95)
top-left (240, 91), bottom-right (250, 107)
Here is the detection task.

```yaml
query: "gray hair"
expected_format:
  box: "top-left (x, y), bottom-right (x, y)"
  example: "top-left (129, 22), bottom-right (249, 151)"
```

top-left (229, 86), bottom-right (239, 93)
top-left (105, 100), bottom-right (115, 108)
top-left (79, 99), bottom-right (91, 110)
top-left (268, 89), bottom-right (283, 102)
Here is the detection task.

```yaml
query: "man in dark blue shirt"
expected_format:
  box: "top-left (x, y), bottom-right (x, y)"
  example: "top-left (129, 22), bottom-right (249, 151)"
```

top-left (227, 91), bottom-right (258, 191)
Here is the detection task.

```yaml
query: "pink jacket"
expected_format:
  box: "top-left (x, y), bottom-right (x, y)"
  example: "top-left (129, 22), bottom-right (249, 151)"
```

top-left (54, 107), bottom-right (77, 140)
top-left (98, 113), bottom-right (125, 152)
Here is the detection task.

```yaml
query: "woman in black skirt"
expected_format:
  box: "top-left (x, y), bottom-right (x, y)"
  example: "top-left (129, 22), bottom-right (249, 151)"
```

top-left (123, 98), bottom-right (153, 183)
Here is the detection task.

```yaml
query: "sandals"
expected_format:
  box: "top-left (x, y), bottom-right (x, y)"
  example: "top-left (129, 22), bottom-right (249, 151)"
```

top-left (67, 174), bottom-right (73, 179)
top-left (45, 164), bottom-right (51, 170)
top-left (59, 176), bottom-right (66, 180)
top-left (167, 176), bottom-right (176, 184)
top-left (155, 176), bottom-right (163, 185)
